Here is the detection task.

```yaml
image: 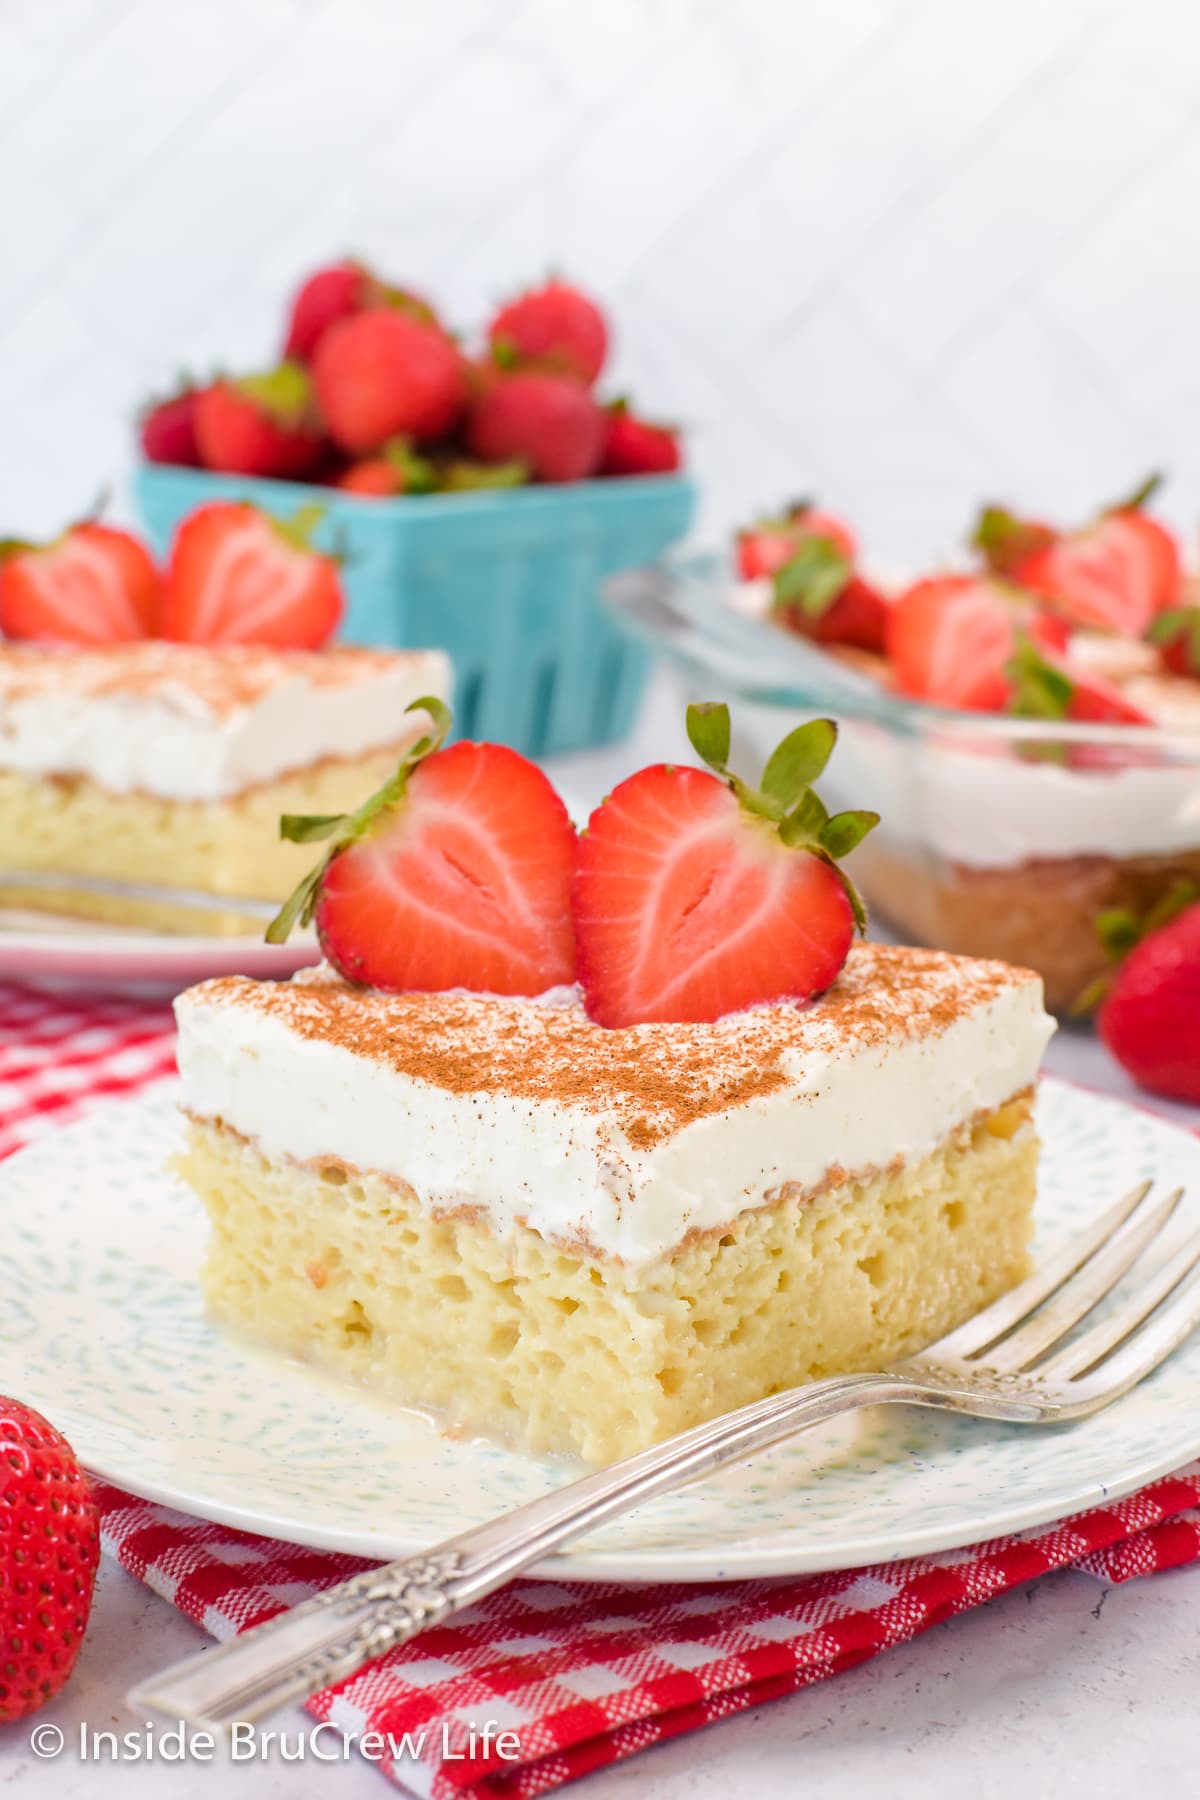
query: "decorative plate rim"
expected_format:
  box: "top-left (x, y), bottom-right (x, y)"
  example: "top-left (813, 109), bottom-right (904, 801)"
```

top-left (2, 1076), bottom-right (1198, 1580)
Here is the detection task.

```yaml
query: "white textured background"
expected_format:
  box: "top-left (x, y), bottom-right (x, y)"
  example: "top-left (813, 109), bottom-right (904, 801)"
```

top-left (5, 0), bottom-right (1200, 563)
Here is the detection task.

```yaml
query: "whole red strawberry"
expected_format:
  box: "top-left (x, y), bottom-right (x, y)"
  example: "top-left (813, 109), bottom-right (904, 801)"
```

top-left (160, 500), bottom-right (343, 648)
top-left (572, 703), bottom-right (877, 1026)
top-left (0, 1396), bottom-right (99, 1722)
top-left (195, 363), bottom-right (324, 479)
top-left (1089, 885), bottom-right (1200, 1104)
top-left (139, 381), bottom-right (202, 466)
top-left (284, 261), bottom-right (369, 362)
top-left (467, 369), bottom-right (604, 483)
top-left (736, 504), bottom-right (858, 580)
top-left (267, 699), bottom-right (577, 995)
top-left (488, 278), bottom-right (608, 385)
top-left (314, 309), bottom-right (466, 454)
top-left (336, 439), bottom-right (435, 498)
top-left (1148, 603), bottom-right (1200, 679)
top-left (283, 262), bottom-right (440, 364)
top-left (765, 528), bottom-right (889, 656)
top-left (599, 403), bottom-right (682, 477)
top-left (0, 520), bottom-right (159, 642)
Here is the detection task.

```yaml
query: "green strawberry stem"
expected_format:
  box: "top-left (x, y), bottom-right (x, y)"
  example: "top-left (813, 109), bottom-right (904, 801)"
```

top-left (266, 696), bottom-right (452, 944)
top-left (1072, 875), bottom-right (1198, 1015)
top-left (1102, 471), bottom-right (1163, 516)
top-left (685, 702), bottom-right (879, 933)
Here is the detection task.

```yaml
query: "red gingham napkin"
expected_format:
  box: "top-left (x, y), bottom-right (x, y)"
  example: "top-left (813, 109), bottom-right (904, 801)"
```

top-left (4, 979), bottom-right (1200, 1798)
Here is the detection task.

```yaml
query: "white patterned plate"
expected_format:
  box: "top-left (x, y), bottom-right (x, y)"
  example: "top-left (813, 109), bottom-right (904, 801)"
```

top-left (2, 1079), bottom-right (1198, 1580)
top-left (0, 912), bottom-right (316, 995)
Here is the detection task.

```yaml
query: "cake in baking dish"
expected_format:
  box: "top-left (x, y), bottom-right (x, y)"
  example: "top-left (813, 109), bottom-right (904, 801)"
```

top-left (173, 943), bottom-right (1054, 1463)
top-left (0, 642), bottom-right (450, 934)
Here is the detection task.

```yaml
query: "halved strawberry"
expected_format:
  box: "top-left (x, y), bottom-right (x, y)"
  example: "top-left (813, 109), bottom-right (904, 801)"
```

top-left (268, 700), bottom-right (577, 995)
top-left (195, 363), bottom-right (324, 479)
top-left (736, 503), bottom-right (857, 580)
top-left (572, 703), bottom-right (877, 1026)
top-left (488, 279), bottom-right (608, 385)
top-left (0, 520), bottom-right (159, 642)
top-left (159, 501), bottom-right (342, 648)
top-left (988, 476), bottom-right (1181, 636)
top-left (887, 575), bottom-right (1018, 711)
top-left (1018, 511), bottom-right (1179, 636)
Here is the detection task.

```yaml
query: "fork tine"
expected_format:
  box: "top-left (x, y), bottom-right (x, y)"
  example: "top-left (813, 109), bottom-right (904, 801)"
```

top-left (1039, 1223), bottom-right (1200, 1381)
top-left (927, 1180), bottom-right (1153, 1361)
top-left (1064, 1257), bottom-right (1200, 1405)
top-left (974, 1187), bottom-right (1183, 1373)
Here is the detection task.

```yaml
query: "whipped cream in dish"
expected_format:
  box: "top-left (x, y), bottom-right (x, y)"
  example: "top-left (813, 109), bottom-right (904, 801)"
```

top-left (830, 716), bottom-right (1200, 869)
top-left (0, 643), bottom-right (451, 801)
top-left (174, 945), bottom-right (1054, 1266)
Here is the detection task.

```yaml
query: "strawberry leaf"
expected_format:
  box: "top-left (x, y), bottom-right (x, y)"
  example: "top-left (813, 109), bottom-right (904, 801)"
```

top-left (778, 787), bottom-right (829, 847)
top-left (264, 860), bottom-right (328, 942)
top-left (279, 812), bottom-right (346, 844)
top-left (821, 809), bottom-right (880, 859)
top-left (762, 718), bottom-right (837, 805)
top-left (686, 701), bottom-right (732, 771)
top-left (267, 696), bottom-right (452, 945)
top-left (238, 360), bottom-right (315, 428)
top-left (1072, 876), bottom-right (1199, 1014)
top-left (1096, 906), bottom-right (1143, 964)
top-left (1147, 604), bottom-right (1200, 670)
top-left (1006, 632), bottom-right (1075, 721)
top-left (772, 538), bottom-right (850, 617)
top-left (438, 458), bottom-right (528, 491)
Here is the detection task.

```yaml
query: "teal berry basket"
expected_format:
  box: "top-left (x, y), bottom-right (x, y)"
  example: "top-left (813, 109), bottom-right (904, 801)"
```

top-left (134, 464), bottom-right (696, 757)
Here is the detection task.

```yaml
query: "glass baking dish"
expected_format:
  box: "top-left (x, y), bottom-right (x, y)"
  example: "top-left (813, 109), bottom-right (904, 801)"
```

top-left (607, 553), bottom-right (1200, 1013)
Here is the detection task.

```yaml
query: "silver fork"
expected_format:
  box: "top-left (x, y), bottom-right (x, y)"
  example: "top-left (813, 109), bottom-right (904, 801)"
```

top-left (131, 1178), bottom-right (1200, 1729)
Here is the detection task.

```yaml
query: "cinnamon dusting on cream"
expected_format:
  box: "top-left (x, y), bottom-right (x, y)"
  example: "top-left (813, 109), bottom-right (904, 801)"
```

top-left (186, 943), bottom-right (1040, 1147)
top-left (0, 642), bottom-right (429, 715)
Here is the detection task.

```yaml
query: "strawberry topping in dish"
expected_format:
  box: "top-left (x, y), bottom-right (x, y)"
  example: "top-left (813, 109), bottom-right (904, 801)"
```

top-left (739, 476), bottom-right (1196, 728)
top-left (269, 699), bottom-right (877, 1026)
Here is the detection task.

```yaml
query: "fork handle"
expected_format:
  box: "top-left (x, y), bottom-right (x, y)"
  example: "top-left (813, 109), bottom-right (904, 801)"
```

top-left (131, 1370), bottom-right (912, 1727)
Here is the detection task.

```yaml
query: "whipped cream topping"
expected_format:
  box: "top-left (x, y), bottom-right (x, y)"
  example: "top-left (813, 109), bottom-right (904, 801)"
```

top-left (174, 945), bottom-right (1054, 1266)
top-left (825, 715), bottom-right (1200, 868)
top-left (0, 643), bottom-right (452, 801)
